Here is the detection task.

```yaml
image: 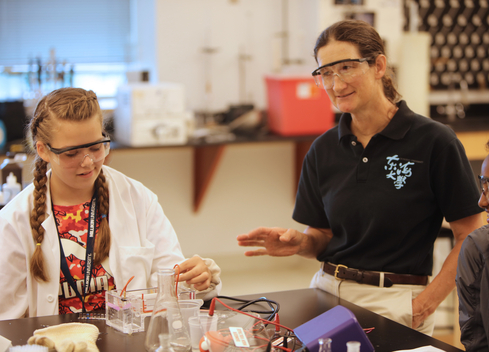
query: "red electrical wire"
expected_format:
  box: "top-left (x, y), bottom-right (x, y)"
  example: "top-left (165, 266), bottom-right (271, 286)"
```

top-left (119, 275), bottom-right (135, 298)
top-left (208, 297), bottom-right (294, 333)
top-left (173, 264), bottom-right (181, 298)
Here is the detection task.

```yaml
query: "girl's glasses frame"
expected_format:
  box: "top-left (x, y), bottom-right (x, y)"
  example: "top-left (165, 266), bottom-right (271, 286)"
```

top-left (46, 136), bottom-right (111, 168)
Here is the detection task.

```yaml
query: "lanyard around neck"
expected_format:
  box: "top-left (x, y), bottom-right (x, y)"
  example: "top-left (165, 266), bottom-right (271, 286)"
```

top-left (53, 192), bottom-right (98, 313)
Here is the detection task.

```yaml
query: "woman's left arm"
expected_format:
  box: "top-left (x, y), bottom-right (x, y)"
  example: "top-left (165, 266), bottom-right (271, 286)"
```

top-left (412, 213), bottom-right (483, 329)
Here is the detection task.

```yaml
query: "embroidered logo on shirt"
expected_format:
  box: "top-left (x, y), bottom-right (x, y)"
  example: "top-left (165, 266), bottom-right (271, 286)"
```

top-left (384, 155), bottom-right (415, 189)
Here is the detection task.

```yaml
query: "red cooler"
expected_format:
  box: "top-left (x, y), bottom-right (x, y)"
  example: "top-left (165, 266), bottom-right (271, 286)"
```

top-left (265, 75), bottom-right (334, 136)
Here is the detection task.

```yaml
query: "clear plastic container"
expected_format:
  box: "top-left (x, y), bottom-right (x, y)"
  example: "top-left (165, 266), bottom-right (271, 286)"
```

top-left (105, 287), bottom-right (157, 334)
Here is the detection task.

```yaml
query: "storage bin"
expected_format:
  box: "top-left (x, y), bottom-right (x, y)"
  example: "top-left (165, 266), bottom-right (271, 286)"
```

top-left (265, 75), bottom-right (334, 136)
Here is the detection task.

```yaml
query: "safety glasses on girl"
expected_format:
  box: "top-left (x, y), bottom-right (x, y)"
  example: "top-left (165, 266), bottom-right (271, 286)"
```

top-left (312, 57), bottom-right (372, 89)
top-left (47, 136), bottom-right (111, 168)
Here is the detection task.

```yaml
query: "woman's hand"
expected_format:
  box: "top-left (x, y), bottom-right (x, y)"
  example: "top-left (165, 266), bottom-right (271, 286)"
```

top-left (236, 227), bottom-right (306, 257)
top-left (177, 255), bottom-right (212, 291)
top-left (411, 297), bottom-right (430, 329)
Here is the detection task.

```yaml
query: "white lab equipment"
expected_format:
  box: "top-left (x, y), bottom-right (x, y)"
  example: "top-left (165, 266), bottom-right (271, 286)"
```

top-left (114, 83), bottom-right (193, 146)
top-left (2, 172), bottom-right (21, 204)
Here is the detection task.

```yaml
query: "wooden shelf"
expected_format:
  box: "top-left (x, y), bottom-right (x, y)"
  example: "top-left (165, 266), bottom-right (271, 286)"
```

top-left (190, 138), bottom-right (316, 212)
top-left (187, 135), bottom-right (318, 212)
top-left (106, 133), bottom-right (320, 212)
top-left (193, 145), bottom-right (225, 212)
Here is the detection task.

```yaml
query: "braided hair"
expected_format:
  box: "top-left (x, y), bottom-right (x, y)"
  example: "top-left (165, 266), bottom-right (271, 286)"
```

top-left (27, 88), bottom-right (111, 282)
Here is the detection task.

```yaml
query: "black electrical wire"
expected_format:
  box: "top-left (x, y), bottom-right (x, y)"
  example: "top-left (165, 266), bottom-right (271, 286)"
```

top-left (208, 296), bottom-right (305, 351)
top-left (214, 295), bottom-right (280, 321)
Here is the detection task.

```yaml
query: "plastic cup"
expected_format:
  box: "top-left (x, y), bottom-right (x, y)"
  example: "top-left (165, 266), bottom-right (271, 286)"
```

top-left (188, 315), bottom-right (218, 351)
top-left (165, 299), bottom-right (203, 334)
top-left (177, 299), bottom-right (204, 331)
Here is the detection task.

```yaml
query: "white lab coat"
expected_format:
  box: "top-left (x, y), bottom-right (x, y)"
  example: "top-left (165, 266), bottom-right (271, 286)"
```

top-left (0, 165), bottom-right (220, 320)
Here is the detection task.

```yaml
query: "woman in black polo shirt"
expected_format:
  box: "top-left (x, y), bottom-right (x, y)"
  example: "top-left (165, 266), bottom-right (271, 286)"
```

top-left (237, 19), bottom-right (482, 335)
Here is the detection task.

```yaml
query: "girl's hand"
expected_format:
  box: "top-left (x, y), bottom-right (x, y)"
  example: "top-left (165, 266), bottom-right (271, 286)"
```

top-left (177, 255), bottom-right (212, 291)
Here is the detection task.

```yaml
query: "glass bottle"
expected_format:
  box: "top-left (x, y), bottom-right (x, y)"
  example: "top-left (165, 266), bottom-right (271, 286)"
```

top-left (318, 338), bottom-right (332, 352)
top-left (145, 269), bottom-right (191, 352)
top-left (0, 153), bottom-right (23, 190)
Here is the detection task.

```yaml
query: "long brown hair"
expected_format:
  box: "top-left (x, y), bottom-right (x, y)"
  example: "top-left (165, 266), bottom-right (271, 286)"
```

top-left (27, 88), bottom-right (111, 282)
top-left (314, 19), bottom-right (401, 103)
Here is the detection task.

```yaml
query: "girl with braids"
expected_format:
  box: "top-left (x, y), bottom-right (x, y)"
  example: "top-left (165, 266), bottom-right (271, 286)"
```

top-left (237, 19), bottom-right (482, 335)
top-left (0, 87), bottom-right (221, 319)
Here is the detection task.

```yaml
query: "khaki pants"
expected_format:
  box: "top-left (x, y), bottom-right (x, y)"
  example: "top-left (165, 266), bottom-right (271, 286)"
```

top-left (310, 268), bottom-right (435, 336)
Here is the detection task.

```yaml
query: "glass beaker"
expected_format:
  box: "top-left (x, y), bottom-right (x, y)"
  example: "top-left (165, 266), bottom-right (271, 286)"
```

top-left (145, 269), bottom-right (192, 352)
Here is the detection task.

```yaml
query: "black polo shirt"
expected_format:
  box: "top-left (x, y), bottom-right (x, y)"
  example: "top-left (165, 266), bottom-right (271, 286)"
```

top-left (293, 100), bottom-right (482, 276)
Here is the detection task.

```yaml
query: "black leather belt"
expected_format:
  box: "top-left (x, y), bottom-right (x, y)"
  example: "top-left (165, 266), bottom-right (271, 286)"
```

top-left (322, 262), bottom-right (428, 288)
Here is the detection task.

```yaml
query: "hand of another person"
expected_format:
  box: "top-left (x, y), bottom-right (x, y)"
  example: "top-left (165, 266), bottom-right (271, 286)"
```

top-left (177, 255), bottom-right (212, 291)
top-left (411, 297), bottom-right (430, 329)
top-left (236, 227), bottom-right (305, 257)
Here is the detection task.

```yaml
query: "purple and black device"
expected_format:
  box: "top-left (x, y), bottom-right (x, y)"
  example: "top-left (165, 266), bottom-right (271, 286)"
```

top-left (294, 305), bottom-right (375, 352)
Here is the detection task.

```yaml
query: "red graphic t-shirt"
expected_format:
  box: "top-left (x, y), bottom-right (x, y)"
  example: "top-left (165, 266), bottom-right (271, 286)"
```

top-left (54, 200), bottom-right (115, 314)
